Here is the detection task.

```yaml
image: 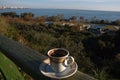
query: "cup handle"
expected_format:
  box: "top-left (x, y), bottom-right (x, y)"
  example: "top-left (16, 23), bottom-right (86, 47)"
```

top-left (64, 56), bottom-right (75, 67)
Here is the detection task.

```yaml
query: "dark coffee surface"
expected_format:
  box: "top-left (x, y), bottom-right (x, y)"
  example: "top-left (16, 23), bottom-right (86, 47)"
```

top-left (51, 50), bottom-right (67, 57)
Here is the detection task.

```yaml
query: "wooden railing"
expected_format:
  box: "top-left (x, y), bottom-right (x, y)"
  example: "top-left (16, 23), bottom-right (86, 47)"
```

top-left (0, 35), bottom-right (97, 80)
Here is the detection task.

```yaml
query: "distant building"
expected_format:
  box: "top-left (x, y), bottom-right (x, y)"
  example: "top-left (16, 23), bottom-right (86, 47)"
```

top-left (0, 6), bottom-right (27, 9)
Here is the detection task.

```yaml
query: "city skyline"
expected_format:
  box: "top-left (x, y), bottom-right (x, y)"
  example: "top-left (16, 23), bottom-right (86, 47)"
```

top-left (0, 0), bottom-right (120, 11)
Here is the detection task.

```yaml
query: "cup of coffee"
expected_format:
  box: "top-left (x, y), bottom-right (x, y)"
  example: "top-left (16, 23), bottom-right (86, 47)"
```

top-left (47, 48), bottom-right (74, 73)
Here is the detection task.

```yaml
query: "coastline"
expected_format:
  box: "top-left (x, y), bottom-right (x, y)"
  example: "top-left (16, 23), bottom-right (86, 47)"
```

top-left (0, 8), bottom-right (120, 21)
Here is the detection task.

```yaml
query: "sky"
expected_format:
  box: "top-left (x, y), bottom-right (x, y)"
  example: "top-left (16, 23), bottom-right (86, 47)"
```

top-left (0, 0), bottom-right (120, 11)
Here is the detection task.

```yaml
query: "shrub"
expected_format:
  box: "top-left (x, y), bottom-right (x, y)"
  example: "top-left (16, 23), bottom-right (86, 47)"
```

top-left (0, 17), bottom-right (9, 35)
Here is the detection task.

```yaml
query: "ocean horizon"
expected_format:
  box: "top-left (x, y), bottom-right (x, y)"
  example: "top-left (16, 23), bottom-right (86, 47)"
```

top-left (0, 8), bottom-right (120, 21)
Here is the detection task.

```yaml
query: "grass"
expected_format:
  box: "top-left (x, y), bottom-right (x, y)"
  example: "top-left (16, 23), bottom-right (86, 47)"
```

top-left (0, 52), bottom-right (24, 80)
top-left (104, 26), bottom-right (117, 31)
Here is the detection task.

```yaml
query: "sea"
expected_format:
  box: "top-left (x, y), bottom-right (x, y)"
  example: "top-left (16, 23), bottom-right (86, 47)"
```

top-left (0, 8), bottom-right (120, 21)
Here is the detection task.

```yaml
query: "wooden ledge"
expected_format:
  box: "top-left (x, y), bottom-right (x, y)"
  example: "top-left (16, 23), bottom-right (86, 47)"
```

top-left (0, 35), bottom-right (97, 80)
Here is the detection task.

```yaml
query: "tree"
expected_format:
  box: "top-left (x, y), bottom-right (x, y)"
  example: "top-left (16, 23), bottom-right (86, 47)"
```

top-left (91, 16), bottom-right (96, 23)
top-left (115, 20), bottom-right (120, 25)
top-left (80, 16), bottom-right (84, 23)
top-left (21, 12), bottom-right (34, 21)
top-left (36, 16), bottom-right (46, 22)
top-left (100, 20), bottom-right (105, 24)
top-left (104, 19), bottom-right (110, 24)
top-left (1, 12), bottom-right (19, 18)
top-left (47, 16), bottom-right (58, 22)
top-left (70, 16), bottom-right (77, 22)
top-left (57, 14), bottom-right (64, 21)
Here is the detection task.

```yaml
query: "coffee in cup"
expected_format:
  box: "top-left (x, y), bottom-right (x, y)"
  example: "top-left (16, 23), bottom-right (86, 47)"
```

top-left (47, 48), bottom-right (74, 73)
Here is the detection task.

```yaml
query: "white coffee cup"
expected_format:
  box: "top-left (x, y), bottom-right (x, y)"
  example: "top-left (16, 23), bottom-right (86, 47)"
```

top-left (47, 48), bottom-right (74, 73)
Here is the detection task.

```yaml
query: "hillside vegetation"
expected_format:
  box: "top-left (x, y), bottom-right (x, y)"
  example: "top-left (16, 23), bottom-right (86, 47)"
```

top-left (0, 12), bottom-right (120, 80)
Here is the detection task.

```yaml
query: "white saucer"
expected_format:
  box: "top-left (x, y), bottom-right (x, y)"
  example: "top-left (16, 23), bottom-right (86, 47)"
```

top-left (39, 58), bottom-right (78, 79)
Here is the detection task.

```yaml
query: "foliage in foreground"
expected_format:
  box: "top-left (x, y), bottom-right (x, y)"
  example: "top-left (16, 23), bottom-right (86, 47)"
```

top-left (0, 52), bottom-right (24, 80)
